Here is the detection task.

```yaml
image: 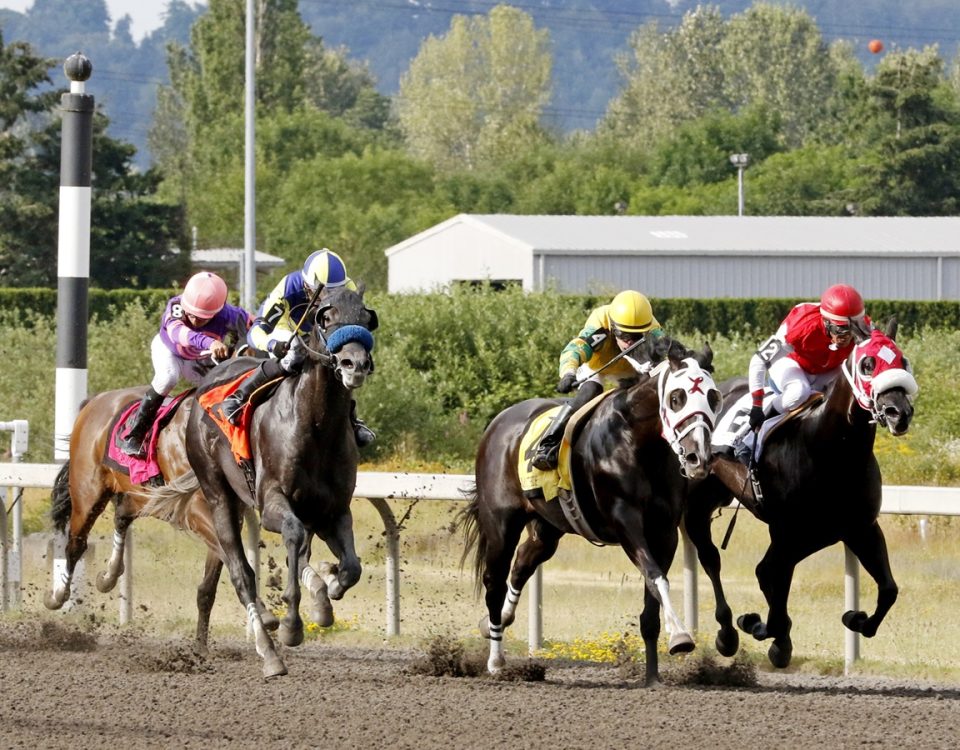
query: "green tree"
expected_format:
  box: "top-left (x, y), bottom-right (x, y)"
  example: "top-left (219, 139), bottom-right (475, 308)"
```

top-left (395, 4), bottom-right (553, 171)
top-left (853, 47), bottom-right (960, 215)
top-left (0, 33), bottom-right (187, 288)
top-left (602, 6), bottom-right (728, 149)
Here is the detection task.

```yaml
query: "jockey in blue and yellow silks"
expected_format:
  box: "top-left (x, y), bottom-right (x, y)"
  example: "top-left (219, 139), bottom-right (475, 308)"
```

top-left (212, 248), bottom-right (375, 447)
top-left (532, 290), bottom-right (665, 470)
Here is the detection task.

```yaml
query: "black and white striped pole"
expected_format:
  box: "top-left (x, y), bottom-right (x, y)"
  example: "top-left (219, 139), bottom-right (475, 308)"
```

top-left (53, 52), bottom-right (93, 462)
top-left (51, 53), bottom-right (94, 609)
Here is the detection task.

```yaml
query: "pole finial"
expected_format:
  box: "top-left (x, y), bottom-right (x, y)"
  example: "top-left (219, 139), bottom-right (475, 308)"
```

top-left (64, 52), bottom-right (93, 82)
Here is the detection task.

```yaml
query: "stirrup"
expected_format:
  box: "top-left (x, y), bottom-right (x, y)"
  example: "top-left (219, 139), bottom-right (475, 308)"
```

top-left (212, 397), bottom-right (245, 426)
top-left (354, 421), bottom-right (376, 448)
top-left (532, 443), bottom-right (558, 471)
top-left (118, 435), bottom-right (146, 458)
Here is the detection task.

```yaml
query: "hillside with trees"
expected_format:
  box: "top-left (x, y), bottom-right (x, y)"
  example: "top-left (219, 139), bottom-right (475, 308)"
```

top-left (1, 1), bottom-right (959, 293)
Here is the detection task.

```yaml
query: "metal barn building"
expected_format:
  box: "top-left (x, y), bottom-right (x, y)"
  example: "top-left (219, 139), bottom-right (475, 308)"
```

top-left (385, 214), bottom-right (960, 300)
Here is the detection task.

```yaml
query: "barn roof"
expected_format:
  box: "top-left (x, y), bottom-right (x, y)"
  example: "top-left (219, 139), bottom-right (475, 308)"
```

top-left (387, 214), bottom-right (960, 257)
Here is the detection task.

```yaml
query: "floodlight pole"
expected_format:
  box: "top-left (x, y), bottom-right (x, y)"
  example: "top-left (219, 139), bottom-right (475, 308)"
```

top-left (730, 153), bottom-right (750, 217)
top-left (243, 0), bottom-right (257, 312)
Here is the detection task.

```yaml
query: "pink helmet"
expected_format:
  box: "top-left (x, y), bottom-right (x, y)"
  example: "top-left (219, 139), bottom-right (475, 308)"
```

top-left (181, 272), bottom-right (228, 318)
top-left (820, 283), bottom-right (864, 324)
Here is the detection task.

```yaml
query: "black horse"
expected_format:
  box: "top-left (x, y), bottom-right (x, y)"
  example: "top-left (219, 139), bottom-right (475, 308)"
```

top-left (141, 284), bottom-right (377, 677)
top-left (685, 323), bottom-right (918, 668)
top-left (460, 340), bottom-right (722, 685)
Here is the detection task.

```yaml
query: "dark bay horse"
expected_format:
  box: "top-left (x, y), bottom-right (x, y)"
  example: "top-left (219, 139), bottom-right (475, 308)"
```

top-left (140, 284), bottom-right (377, 677)
top-left (460, 341), bottom-right (722, 685)
top-left (45, 384), bottom-right (277, 651)
top-left (685, 323), bottom-right (918, 668)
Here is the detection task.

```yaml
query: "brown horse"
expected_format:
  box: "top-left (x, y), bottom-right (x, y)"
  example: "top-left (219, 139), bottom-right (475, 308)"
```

top-left (685, 322), bottom-right (917, 668)
top-left (45, 384), bottom-right (278, 650)
top-left (459, 339), bottom-right (722, 685)
top-left (139, 284), bottom-right (377, 677)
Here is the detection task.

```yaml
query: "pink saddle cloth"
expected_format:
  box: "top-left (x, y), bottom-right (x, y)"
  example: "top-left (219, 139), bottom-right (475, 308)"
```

top-left (104, 391), bottom-right (192, 485)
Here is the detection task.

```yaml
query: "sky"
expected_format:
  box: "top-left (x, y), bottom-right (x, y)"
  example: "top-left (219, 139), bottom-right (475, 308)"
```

top-left (0, 0), bottom-right (170, 41)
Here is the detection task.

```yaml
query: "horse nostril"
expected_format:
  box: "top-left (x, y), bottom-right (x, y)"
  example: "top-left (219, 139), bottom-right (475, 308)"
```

top-left (687, 454), bottom-right (701, 467)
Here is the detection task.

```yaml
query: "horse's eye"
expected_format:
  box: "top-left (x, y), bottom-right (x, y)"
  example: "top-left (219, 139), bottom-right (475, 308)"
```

top-left (859, 357), bottom-right (876, 377)
top-left (670, 389), bottom-right (687, 411)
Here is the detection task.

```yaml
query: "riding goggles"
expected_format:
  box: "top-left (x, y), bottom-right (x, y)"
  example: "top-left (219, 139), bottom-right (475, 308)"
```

top-left (611, 325), bottom-right (646, 345)
top-left (823, 319), bottom-right (853, 339)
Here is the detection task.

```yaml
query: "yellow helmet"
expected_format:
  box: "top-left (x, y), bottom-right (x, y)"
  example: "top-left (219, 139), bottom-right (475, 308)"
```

top-left (609, 290), bottom-right (655, 333)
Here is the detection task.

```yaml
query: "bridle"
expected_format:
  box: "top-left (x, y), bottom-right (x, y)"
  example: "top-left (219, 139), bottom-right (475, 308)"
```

top-left (841, 334), bottom-right (918, 427)
top-left (652, 358), bottom-right (722, 477)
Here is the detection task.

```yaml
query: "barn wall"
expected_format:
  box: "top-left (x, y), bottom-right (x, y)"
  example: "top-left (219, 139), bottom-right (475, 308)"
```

top-left (387, 223), bottom-right (532, 293)
top-left (542, 254), bottom-right (958, 301)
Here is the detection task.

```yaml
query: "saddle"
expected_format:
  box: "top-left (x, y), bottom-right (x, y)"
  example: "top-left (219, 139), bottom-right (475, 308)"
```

top-left (712, 389), bottom-right (825, 463)
top-left (197, 367), bottom-right (283, 464)
top-left (104, 390), bottom-right (193, 485)
top-left (517, 390), bottom-right (615, 545)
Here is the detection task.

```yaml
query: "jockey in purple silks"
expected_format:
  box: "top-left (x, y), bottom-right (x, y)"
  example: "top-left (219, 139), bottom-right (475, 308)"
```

top-left (119, 271), bottom-right (253, 457)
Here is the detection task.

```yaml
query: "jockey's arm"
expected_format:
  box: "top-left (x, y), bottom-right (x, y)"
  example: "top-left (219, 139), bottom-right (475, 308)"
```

top-left (748, 323), bottom-right (789, 399)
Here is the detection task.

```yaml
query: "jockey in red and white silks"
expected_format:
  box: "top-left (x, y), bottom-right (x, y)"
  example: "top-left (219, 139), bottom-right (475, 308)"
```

top-left (747, 284), bottom-right (871, 430)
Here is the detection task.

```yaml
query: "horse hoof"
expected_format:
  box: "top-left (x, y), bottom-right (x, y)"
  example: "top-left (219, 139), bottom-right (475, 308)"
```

top-left (486, 654), bottom-right (505, 674)
top-left (842, 609), bottom-right (868, 632)
top-left (262, 657), bottom-right (288, 679)
top-left (95, 570), bottom-right (118, 593)
top-left (278, 623), bottom-right (304, 647)
top-left (715, 629), bottom-right (740, 658)
top-left (768, 641), bottom-right (792, 669)
top-left (310, 603), bottom-right (335, 628)
top-left (668, 632), bottom-right (696, 655)
top-left (737, 612), bottom-right (763, 638)
top-left (43, 591), bottom-right (66, 610)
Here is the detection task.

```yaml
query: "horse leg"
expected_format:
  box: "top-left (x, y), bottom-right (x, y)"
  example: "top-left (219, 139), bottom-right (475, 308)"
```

top-left (299, 534), bottom-right (335, 627)
top-left (274, 510), bottom-right (309, 647)
top-left (195, 551), bottom-right (222, 655)
top-left (314, 510), bottom-right (362, 601)
top-left (841, 521), bottom-right (898, 638)
top-left (639, 586), bottom-right (662, 687)
top-left (209, 493), bottom-right (286, 678)
top-left (618, 512), bottom-right (695, 663)
top-left (46, 493), bottom-right (112, 610)
top-left (683, 501), bottom-right (739, 657)
top-left (95, 498), bottom-right (136, 593)
top-left (479, 508), bottom-right (528, 674)
top-left (737, 542), bottom-right (795, 669)
top-left (500, 518), bottom-right (563, 628)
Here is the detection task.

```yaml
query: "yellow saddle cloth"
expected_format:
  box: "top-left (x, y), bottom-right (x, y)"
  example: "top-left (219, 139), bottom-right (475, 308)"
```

top-left (517, 390), bottom-right (614, 501)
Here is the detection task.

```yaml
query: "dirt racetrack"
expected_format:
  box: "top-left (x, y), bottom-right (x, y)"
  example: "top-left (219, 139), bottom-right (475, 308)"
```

top-left (1, 621), bottom-right (958, 749)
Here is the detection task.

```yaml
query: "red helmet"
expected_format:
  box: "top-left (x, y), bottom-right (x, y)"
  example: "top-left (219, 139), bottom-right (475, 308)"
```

top-left (820, 283), bottom-right (864, 324)
top-left (181, 272), bottom-right (228, 318)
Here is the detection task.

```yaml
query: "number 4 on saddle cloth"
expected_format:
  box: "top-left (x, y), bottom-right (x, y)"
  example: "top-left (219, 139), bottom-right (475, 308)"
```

top-left (105, 391), bottom-right (193, 485)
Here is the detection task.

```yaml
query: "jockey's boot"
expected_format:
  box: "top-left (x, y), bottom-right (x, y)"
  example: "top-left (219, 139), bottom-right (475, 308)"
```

top-left (214, 360), bottom-right (282, 426)
top-left (351, 399), bottom-right (376, 448)
top-left (119, 388), bottom-right (164, 457)
top-left (532, 404), bottom-right (573, 471)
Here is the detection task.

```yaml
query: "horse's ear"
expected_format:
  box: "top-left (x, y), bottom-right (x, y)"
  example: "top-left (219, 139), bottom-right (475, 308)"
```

top-left (356, 280), bottom-right (367, 297)
top-left (366, 307), bottom-right (379, 331)
top-left (696, 341), bottom-right (714, 372)
top-left (886, 316), bottom-right (898, 342)
top-left (667, 340), bottom-right (684, 368)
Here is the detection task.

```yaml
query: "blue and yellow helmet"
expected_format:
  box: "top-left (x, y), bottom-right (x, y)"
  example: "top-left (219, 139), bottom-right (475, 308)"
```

top-left (301, 248), bottom-right (348, 292)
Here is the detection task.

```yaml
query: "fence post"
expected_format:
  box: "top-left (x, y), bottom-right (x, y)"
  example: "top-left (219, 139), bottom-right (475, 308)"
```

top-left (1, 420), bottom-right (29, 610)
top-left (527, 566), bottom-right (543, 653)
top-left (119, 529), bottom-right (133, 624)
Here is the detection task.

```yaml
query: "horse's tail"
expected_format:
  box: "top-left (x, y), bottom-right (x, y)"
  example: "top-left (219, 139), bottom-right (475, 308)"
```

top-left (49, 461), bottom-right (72, 534)
top-left (138, 470), bottom-right (204, 534)
top-left (455, 481), bottom-right (486, 598)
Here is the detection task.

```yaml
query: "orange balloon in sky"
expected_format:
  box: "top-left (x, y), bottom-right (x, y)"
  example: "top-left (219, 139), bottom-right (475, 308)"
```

top-left (868, 39), bottom-right (884, 54)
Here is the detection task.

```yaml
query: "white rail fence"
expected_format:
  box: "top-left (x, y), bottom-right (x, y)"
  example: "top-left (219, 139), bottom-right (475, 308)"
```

top-left (2, 458), bottom-right (960, 672)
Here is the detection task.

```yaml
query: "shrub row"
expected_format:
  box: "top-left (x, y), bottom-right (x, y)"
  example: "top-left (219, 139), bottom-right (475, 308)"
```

top-left (2, 287), bottom-right (957, 335)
